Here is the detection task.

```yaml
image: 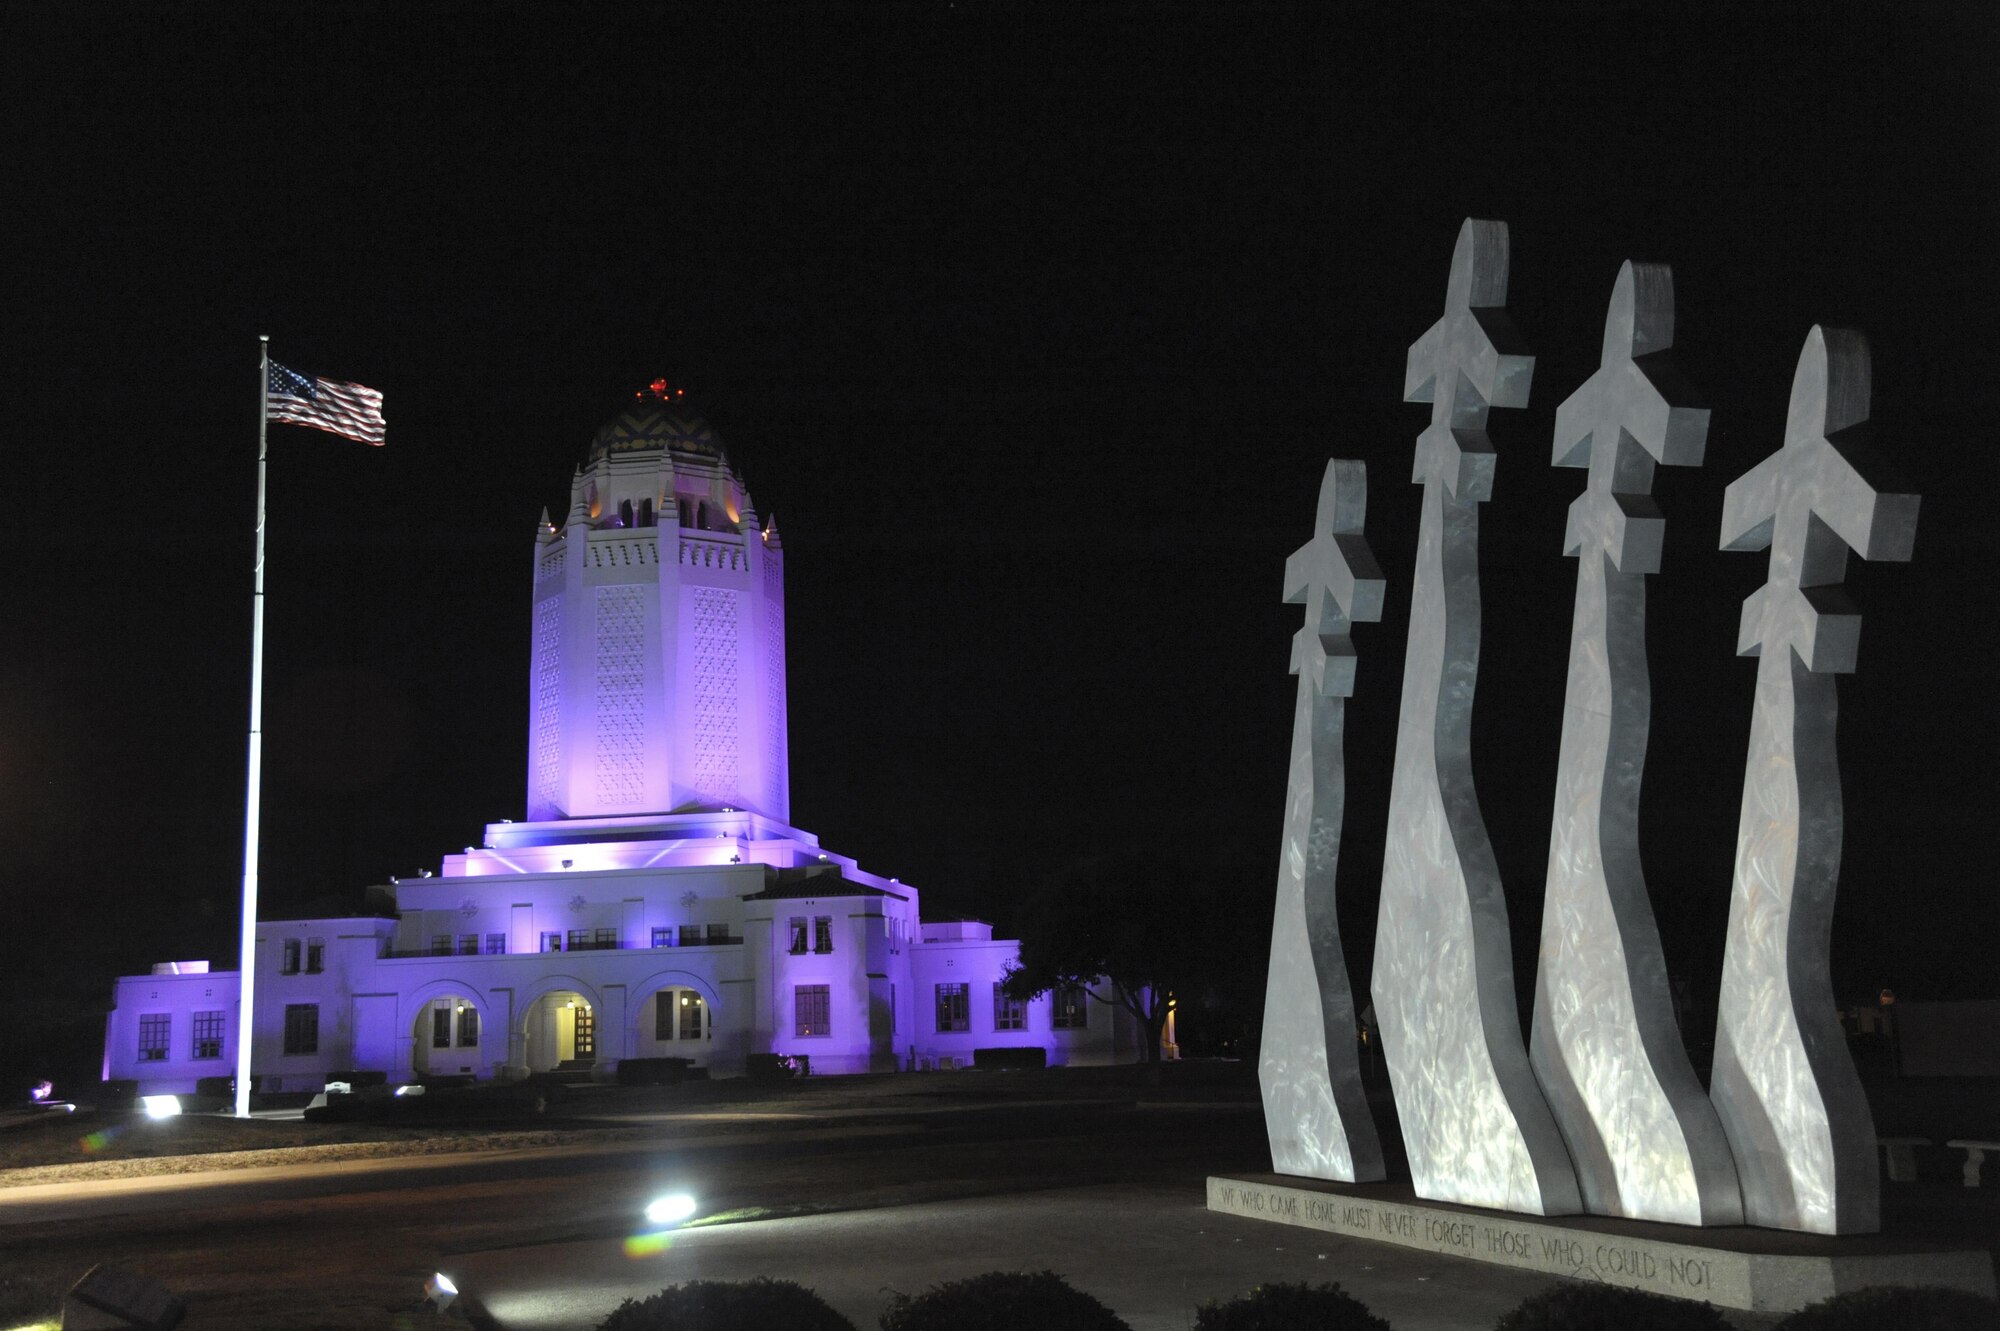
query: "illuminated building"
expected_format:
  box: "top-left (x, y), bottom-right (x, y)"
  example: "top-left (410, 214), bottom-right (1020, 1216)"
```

top-left (104, 396), bottom-right (1138, 1091)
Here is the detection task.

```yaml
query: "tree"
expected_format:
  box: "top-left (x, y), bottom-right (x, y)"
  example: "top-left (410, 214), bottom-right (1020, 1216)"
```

top-left (1001, 853), bottom-right (1219, 1064)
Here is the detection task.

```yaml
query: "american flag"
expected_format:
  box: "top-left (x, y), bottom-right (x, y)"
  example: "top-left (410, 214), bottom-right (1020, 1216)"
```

top-left (266, 361), bottom-right (386, 446)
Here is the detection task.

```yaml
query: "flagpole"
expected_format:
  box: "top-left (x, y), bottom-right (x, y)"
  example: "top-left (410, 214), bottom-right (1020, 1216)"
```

top-left (235, 336), bottom-right (271, 1119)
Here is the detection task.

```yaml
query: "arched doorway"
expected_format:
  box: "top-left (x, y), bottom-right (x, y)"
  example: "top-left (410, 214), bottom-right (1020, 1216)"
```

top-left (414, 993), bottom-right (483, 1078)
top-left (524, 989), bottom-right (597, 1071)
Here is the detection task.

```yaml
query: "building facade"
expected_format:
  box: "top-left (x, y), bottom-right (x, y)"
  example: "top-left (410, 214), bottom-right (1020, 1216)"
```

top-left (105, 400), bottom-right (1137, 1093)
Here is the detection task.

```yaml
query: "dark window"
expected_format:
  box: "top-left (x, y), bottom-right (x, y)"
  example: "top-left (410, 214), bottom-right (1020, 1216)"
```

top-left (484, 933), bottom-right (507, 955)
top-left (138, 1014), bottom-right (170, 1062)
top-left (541, 931), bottom-right (563, 953)
top-left (567, 929), bottom-right (589, 951)
top-left (281, 939), bottom-right (301, 975)
top-left (795, 984), bottom-right (831, 1037)
top-left (456, 934), bottom-right (476, 956)
top-left (192, 1010), bottom-right (225, 1060)
top-left (678, 924), bottom-right (702, 947)
top-left (994, 984), bottom-right (1026, 1031)
top-left (813, 916), bottom-right (833, 954)
top-left (283, 1004), bottom-right (319, 1055)
top-left (788, 917), bottom-right (808, 954)
top-left (652, 926), bottom-right (672, 948)
top-left (655, 992), bottom-right (675, 1040)
top-left (432, 1005), bottom-right (452, 1049)
top-left (618, 498), bottom-right (634, 527)
top-left (679, 992), bottom-right (705, 1041)
top-left (594, 927), bottom-right (617, 949)
top-left (935, 983), bottom-right (969, 1033)
top-left (705, 922), bottom-right (728, 944)
top-left (457, 1006), bottom-right (480, 1047)
top-left (1053, 984), bottom-right (1088, 1030)
top-left (430, 934), bottom-right (452, 957)
top-left (305, 939), bottom-right (324, 973)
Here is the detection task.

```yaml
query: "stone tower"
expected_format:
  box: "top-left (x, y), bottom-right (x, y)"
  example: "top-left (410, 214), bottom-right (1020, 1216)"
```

top-left (524, 394), bottom-right (789, 823)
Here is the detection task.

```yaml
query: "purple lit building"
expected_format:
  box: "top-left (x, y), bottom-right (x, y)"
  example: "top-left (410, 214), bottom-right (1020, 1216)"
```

top-left (104, 402), bottom-right (1140, 1093)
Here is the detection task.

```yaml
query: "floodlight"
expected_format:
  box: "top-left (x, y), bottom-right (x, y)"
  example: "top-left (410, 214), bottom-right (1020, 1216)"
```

top-left (394, 1083), bottom-right (426, 1097)
top-left (425, 1272), bottom-right (458, 1312)
top-left (643, 1193), bottom-right (697, 1225)
top-left (141, 1095), bottom-right (181, 1120)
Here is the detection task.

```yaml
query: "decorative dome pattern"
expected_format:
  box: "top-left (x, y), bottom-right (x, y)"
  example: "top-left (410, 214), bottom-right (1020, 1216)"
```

top-left (589, 404), bottom-right (724, 463)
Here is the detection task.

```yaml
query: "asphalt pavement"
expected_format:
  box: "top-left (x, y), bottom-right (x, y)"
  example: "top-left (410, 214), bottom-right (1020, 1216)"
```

top-left (448, 1181), bottom-right (1745, 1331)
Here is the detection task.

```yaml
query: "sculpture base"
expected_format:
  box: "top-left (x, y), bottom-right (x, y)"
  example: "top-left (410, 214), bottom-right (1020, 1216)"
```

top-left (1207, 1175), bottom-right (1995, 1313)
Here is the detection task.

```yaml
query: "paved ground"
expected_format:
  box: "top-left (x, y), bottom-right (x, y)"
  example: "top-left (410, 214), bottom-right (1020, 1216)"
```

top-left (451, 1182), bottom-right (1584, 1331)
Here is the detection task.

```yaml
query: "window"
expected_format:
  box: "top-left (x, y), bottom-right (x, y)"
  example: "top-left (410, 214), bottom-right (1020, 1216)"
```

top-left (679, 924), bottom-right (702, 947)
top-left (192, 1010), bottom-right (225, 1060)
top-left (567, 929), bottom-right (589, 951)
top-left (994, 984), bottom-right (1026, 1031)
top-left (1053, 984), bottom-right (1088, 1030)
top-left (456, 934), bottom-right (477, 956)
top-left (651, 926), bottom-right (673, 948)
top-left (457, 1005), bottom-right (480, 1047)
top-left (795, 984), bottom-right (831, 1037)
top-left (935, 983), bottom-right (969, 1033)
top-left (281, 939), bottom-right (301, 974)
top-left (283, 1004), bottom-right (319, 1055)
top-left (788, 917), bottom-right (808, 954)
top-left (679, 992), bottom-right (705, 1041)
top-left (138, 1014), bottom-right (170, 1062)
top-left (814, 916), bottom-right (833, 954)
top-left (432, 1005), bottom-right (452, 1048)
top-left (658, 989), bottom-right (707, 1040)
top-left (705, 922), bottom-right (729, 944)
top-left (594, 927), bottom-right (617, 949)
top-left (484, 933), bottom-right (507, 955)
top-left (305, 939), bottom-right (324, 973)
top-left (541, 931), bottom-right (563, 952)
top-left (431, 934), bottom-right (452, 957)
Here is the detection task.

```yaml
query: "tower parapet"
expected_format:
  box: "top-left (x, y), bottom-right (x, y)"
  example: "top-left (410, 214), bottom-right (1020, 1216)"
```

top-left (526, 397), bottom-right (789, 823)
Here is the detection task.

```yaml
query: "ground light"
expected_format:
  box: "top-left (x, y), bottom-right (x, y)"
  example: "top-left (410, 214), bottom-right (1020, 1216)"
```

top-left (643, 1193), bottom-right (697, 1225)
top-left (424, 1272), bottom-right (457, 1313)
top-left (624, 1191), bottom-right (700, 1257)
top-left (140, 1095), bottom-right (181, 1120)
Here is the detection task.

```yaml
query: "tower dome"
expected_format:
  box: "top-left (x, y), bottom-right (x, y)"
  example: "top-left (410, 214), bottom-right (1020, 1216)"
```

top-left (589, 390), bottom-right (725, 464)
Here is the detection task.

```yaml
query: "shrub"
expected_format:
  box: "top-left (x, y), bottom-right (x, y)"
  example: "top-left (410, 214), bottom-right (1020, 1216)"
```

top-left (1194, 1281), bottom-right (1391, 1330)
top-left (596, 1278), bottom-right (854, 1331)
top-left (1494, 1282), bottom-right (1730, 1331)
top-left (879, 1270), bottom-right (1130, 1331)
top-left (1773, 1285), bottom-right (2000, 1331)
top-left (616, 1057), bottom-right (694, 1086)
top-left (971, 1047), bottom-right (1047, 1070)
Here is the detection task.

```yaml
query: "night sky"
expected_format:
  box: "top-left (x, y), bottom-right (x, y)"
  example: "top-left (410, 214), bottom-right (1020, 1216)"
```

top-left (4, 4), bottom-right (1995, 1067)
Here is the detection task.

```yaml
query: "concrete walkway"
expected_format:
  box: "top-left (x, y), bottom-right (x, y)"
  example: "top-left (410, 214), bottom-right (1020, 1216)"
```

top-left (449, 1182), bottom-right (1672, 1331)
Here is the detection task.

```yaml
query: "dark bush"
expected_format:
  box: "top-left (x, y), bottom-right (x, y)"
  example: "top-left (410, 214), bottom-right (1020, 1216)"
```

top-left (1194, 1281), bottom-right (1391, 1330)
top-left (1494, 1282), bottom-right (1730, 1331)
top-left (616, 1057), bottom-right (695, 1086)
top-left (879, 1270), bottom-right (1129, 1331)
top-left (971, 1047), bottom-right (1047, 1070)
top-left (1773, 1285), bottom-right (2000, 1331)
top-left (596, 1278), bottom-right (853, 1330)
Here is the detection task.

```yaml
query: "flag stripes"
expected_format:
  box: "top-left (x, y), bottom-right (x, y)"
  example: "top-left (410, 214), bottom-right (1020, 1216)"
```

top-left (267, 361), bottom-right (386, 445)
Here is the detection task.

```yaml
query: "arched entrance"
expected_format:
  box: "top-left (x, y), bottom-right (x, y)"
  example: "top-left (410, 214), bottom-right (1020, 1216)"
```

top-left (631, 974), bottom-right (719, 1068)
top-left (524, 989), bottom-right (597, 1071)
top-left (413, 993), bottom-right (483, 1078)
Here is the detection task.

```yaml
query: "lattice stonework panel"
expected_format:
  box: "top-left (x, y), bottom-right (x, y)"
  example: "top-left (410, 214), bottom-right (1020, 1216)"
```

top-left (764, 591), bottom-right (783, 801)
top-left (594, 585), bottom-right (646, 807)
top-left (532, 596), bottom-right (562, 810)
top-left (691, 587), bottom-right (741, 799)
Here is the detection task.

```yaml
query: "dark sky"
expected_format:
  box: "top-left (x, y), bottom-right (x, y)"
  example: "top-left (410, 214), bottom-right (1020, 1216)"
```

top-left (3, 4), bottom-right (1995, 1027)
